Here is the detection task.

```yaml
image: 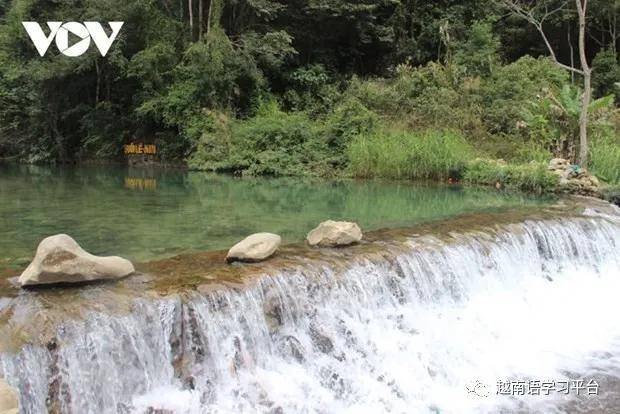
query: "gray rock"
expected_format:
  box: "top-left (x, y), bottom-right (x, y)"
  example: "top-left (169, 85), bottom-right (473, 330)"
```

top-left (0, 379), bottom-right (18, 414)
top-left (226, 233), bottom-right (281, 263)
top-left (307, 220), bottom-right (363, 247)
top-left (19, 234), bottom-right (134, 287)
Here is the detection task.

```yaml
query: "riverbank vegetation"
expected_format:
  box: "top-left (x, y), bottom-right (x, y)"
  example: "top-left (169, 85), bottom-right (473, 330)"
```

top-left (0, 0), bottom-right (619, 192)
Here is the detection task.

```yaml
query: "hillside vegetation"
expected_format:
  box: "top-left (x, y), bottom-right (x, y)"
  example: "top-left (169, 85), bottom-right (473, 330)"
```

top-left (0, 1), bottom-right (618, 190)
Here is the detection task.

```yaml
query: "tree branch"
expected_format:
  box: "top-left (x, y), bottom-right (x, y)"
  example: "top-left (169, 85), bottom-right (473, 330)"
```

top-left (498, 0), bottom-right (584, 75)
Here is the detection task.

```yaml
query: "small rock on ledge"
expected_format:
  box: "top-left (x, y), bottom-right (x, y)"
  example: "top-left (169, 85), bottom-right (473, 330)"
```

top-left (226, 233), bottom-right (281, 263)
top-left (18, 234), bottom-right (135, 287)
top-left (0, 378), bottom-right (19, 414)
top-left (307, 220), bottom-right (363, 247)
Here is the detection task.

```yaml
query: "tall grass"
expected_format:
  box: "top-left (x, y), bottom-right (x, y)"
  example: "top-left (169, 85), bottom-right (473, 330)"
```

top-left (463, 159), bottom-right (558, 194)
top-left (591, 137), bottom-right (620, 184)
top-left (348, 130), bottom-right (474, 180)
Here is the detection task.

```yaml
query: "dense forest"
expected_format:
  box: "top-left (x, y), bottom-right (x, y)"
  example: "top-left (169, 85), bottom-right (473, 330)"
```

top-left (0, 0), bottom-right (619, 189)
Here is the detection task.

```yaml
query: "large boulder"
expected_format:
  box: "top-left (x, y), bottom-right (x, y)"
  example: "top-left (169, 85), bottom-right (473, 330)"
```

top-left (19, 234), bottom-right (135, 287)
top-left (306, 220), bottom-right (363, 247)
top-left (226, 233), bottom-right (281, 263)
top-left (0, 379), bottom-right (18, 414)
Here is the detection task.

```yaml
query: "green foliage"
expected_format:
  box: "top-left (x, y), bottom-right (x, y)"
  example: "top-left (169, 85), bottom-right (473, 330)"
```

top-left (463, 159), bottom-right (558, 194)
top-left (346, 61), bottom-right (485, 136)
top-left (325, 98), bottom-right (378, 154)
top-left (0, 0), bottom-right (184, 161)
top-left (139, 29), bottom-right (264, 125)
top-left (519, 80), bottom-right (617, 162)
top-left (0, 0), bottom-right (616, 190)
top-left (592, 48), bottom-right (620, 102)
top-left (591, 135), bottom-right (620, 184)
top-left (282, 65), bottom-right (340, 114)
top-left (348, 130), bottom-right (475, 180)
top-left (80, 102), bottom-right (130, 158)
top-left (132, 29), bottom-right (265, 158)
top-left (481, 56), bottom-right (567, 137)
top-left (347, 55), bottom-right (568, 140)
top-left (454, 21), bottom-right (501, 77)
top-left (240, 30), bottom-right (297, 73)
top-left (513, 144), bottom-right (553, 164)
top-left (189, 98), bottom-right (378, 176)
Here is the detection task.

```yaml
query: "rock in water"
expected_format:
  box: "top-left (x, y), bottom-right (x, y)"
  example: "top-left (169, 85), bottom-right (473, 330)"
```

top-left (18, 234), bottom-right (135, 287)
top-left (0, 379), bottom-right (19, 414)
top-left (226, 233), bottom-right (281, 263)
top-left (307, 220), bottom-right (363, 247)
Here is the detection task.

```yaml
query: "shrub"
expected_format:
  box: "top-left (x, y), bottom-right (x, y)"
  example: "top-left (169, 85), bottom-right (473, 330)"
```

top-left (188, 100), bottom-right (340, 176)
top-left (230, 110), bottom-right (327, 176)
top-left (348, 129), bottom-right (475, 180)
top-left (481, 56), bottom-right (567, 136)
top-left (454, 21), bottom-right (501, 78)
top-left (345, 75), bottom-right (402, 115)
top-left (463, 159), bottom-right (558, 194)
top-left (324, 98), bottom-right (378, 156)
top-left (513, 144), bottom-right (553, 164)
top-left (282, 65), bottom-right (340, 115)
top-left (592, 48), bottom-right (620, 102)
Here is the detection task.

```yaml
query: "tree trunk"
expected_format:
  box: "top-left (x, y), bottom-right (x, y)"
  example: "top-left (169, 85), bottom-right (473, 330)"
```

top-left (189, 0), bottom-right (194, 39)
top-left (206, 0), bottom-right (213, 38)
top-left (579, 70), bottom-right (592, 166)
top-left (199, 0), bottom-right (203, 40)
top-left (576, 0), bottom-right (591, 167)
top-left (95, 59), bottom-right (101, 104)
top-left (568, 24), bottom-right (575, 84)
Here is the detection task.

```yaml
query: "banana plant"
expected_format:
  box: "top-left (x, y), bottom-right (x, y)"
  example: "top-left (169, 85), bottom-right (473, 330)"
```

top-left (522, 84), bottom-right (616, 160)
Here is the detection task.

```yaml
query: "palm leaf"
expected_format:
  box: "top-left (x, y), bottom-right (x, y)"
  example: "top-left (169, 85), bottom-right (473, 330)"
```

top-left (589, 95), bottom-right (614, 113)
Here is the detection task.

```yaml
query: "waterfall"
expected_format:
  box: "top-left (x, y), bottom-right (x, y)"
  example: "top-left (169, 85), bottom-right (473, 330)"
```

top-left (2, 210), bottom-right (620, 414)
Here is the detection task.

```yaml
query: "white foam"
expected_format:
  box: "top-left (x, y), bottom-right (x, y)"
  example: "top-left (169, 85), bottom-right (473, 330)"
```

top-left (4, 216), bottom-right (620, 413)
top-left (131, 218), bottom-right (620, 414)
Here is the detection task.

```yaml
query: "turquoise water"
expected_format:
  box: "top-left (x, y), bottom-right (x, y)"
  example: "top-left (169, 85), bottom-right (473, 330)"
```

top-left (0, 164), bottom-right (551, 270)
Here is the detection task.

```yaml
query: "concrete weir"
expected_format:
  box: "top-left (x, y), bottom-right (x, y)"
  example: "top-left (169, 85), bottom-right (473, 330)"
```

top-left (0, 197), bottom-right (619, 413)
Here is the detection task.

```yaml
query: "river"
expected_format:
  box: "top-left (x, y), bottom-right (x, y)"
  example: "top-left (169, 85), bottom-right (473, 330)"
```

top-left (1, 165), bottom-right (619, 414)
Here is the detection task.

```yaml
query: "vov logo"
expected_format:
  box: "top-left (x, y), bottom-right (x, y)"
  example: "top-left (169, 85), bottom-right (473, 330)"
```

top-left (22, 22), bottom-right (124, 57)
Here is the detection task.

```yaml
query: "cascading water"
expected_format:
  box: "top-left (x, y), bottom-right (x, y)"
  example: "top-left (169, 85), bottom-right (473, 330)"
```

top-left (2, 207), bottom-right (620, 414)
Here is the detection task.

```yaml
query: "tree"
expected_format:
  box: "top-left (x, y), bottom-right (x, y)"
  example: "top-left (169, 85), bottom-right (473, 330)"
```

top-left (589, 0), bottom-right (620, 51)
top-left (497, 0), bottom-right (593, 166)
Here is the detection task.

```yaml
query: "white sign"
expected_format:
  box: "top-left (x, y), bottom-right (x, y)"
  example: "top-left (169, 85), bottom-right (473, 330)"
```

top-left (22, 22), bottom-right (124, 57)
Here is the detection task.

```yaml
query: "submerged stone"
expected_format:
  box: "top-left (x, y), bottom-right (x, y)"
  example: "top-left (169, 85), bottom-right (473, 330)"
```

top-left (226, 233), bottom-right (281, 263)
top-left (0, 379), bottom-right (18, 414)
top-left (18, 234), bottom-right (135, 287)
top-left (307, 220), bottom-right (363, 247)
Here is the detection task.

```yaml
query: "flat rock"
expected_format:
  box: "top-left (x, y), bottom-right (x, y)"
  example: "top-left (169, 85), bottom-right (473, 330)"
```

top-left (307, 220), bottom-right (363, 247)
top-left (0, 379), bottom-right (18, 414)
top-left (18, 234), bottom-right (135, 287)
top-left (226, 233), bottom-right (281, 263)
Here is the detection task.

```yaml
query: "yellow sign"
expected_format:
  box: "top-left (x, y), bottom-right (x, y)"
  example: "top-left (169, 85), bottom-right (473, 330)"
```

top-left (124, 177), bottom-right (157, 191)
top-left (124, 143), bottom-right (157, 155)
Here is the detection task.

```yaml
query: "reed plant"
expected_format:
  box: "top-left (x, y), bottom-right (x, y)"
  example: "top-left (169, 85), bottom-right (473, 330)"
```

top-left (348, 130), bottom-right (474, 180)
top-left (591, 137), bottom-right (620, 184)
top-left (463, 159), bottom-right (558, 194)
